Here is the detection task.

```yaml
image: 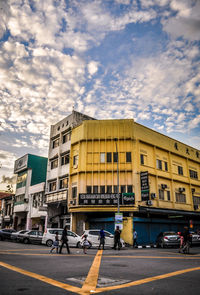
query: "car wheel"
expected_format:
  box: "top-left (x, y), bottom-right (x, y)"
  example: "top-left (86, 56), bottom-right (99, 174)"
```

top-left (46, 239), bottom-right (53, 247)
top-left (23, 238), bottom-right (29, 244)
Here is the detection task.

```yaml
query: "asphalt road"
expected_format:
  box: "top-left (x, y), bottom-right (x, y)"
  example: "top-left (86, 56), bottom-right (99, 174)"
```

top-left (0, 241), bottom-right (200, 295)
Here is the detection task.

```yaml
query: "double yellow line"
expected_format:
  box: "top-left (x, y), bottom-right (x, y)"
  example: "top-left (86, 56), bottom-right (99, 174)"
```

top-left (1, 249), bottom-right (200, 294)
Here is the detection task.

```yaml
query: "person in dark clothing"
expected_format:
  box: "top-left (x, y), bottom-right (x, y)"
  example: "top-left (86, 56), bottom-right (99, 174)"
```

top-left (59, 225), bottom-right (70, 254)
top-left (98, 229), bottom-right (105, 250)
top-left (114, 226), bottom-right (121, 250)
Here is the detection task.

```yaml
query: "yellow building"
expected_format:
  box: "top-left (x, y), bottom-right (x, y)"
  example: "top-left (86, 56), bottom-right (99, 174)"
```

top-left (68, 119), bottom-right (200, 245)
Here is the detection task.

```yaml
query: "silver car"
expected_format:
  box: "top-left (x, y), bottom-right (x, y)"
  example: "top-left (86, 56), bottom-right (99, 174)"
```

top-left (18, 230), bottom-right (43, 244)
top-left (156, 231), bottom-right (180, 248)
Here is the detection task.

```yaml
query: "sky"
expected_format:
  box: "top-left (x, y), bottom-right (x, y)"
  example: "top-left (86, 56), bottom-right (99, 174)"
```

top-left (0, 0), bottom-right (200, 192)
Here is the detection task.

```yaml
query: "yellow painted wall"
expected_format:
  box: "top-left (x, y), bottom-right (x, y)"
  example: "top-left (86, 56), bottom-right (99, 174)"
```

top-left (121, 217), bottom-right (133, 245)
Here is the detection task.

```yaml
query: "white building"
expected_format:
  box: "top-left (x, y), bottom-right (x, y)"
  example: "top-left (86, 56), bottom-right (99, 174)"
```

top-left (45, 110), bottom-right (95, 229)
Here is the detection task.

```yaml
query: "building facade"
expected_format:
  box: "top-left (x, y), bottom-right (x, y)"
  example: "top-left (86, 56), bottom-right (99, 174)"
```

top-left (68, 119), bottom-right (200, 244)
top-left (13, 154), bottom-right (48, 231)
top-left (0, 192), bottom-right (14, 229)
top-left (45, 110), bottom-right (95, 229)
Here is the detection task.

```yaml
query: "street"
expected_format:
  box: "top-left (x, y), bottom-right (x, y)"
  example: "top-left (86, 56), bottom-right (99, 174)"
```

top-left (0, 241), bottom-right (200, 295)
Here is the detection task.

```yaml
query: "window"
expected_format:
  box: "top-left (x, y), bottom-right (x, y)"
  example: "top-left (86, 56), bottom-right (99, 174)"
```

top-left (121, 185), bottom-right (126, 193)
top-left (113, 152), bottom-right (118, 163)
top-left (164, 161), bottom-right (168, 171)
top-left (114, 185), bottom-right (118, 193)
top-left (49, 181), bottom-right (56, 192)
top-left (59, 177), bottom-right (68, 189)
top-left (126, 152), bottom-right (132, 163)
top-left (51, 158), bottom-right (58, 169)
top-left (189, 170), bottom-right (198, 179)
top-left (73, 155), bottom-right (78, 167)
top-left (140, 154), bottom-right (144, 165)
top-left (72, 187), bottom-right (77, 198)
top-left (107, 152), bottom-right (112, 163)
top-left (62, 132), bottom-right (71, 144)
top-left (61, 153), bottom-right (70, 165)
top-left (100, 153), bottom-right (105, 163)
top-left (52, 138), bottom-right (59, 148)
top-left (175, 193), bottom-right (186, 203)
top-left (100, 186), bottom-right (105, 193)
top-left (178, 166), bottom-right (183, 175)
top-left (86, 186), bottom-right (92, 193)
top-left (93, 186), bottom-right (98, 193)
top-left (127, 185), bottom-right (133, 193)
top-left (193, 196), bottom-right (200, 205)
top-left (156, 159), bottom-right (162, 170)
top-left (107, 186), bottom-right (112, 193)
top-left (159, 189), bottom-right (164, 200)
top-left (167, 191), bottom-right (170, 201)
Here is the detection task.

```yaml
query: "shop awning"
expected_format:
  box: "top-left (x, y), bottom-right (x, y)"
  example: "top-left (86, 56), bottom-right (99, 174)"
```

top-left (139, 206), bottom-right (200, 218)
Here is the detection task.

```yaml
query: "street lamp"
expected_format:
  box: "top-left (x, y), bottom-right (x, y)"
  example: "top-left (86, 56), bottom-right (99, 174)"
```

top-left (114, 138), bottom-right (120, 213)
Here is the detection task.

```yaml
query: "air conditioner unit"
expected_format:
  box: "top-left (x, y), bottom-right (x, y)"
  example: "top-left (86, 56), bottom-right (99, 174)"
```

top-left (151, 193), bottom-right (156, 199)
top-left (70, 200), bottom-right (76, 205)
top-left (146, 200), bottom-right (153, 206)
top-left (194, 204), bottom-right (199, 210)
top-left (24, 198), bottom-right (29, 203)
top-left (161, 184), bottom-right (167, 190)
top-left (179, 188), bottom-right (185, 192)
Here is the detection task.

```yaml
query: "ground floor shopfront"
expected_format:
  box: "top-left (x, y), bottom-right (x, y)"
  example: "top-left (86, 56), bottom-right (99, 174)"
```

top-left (71, 208), bottom-right (200, 246)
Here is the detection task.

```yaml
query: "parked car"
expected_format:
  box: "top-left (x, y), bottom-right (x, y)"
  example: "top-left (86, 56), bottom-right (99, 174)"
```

top-left (18, 230), bottom-right (43, 244)
top-left (156, 231), bottom-right (180, 248)
top-left (82, 229), bottom-right (125, 248)
top-left (0, 228), bottom-right (16, 241)
top-left (190, 231), bottom-right (200, 245)
top-left (10, 230), bottom-right (29, 242)
top-left (42, 228), bottom-right (82, 247)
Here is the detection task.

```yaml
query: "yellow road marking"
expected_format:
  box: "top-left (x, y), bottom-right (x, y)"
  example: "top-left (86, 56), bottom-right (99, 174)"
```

top-left (103, 255), bottom-right (200, 259)
top-left (79, 250), bottom-right (103, 295)
top-left (95, 266), bottom-right (200, 293)
top-left (0, 261), bottom-right (81, 294)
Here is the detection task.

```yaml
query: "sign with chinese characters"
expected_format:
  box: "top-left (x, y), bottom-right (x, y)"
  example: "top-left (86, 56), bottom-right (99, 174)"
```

top-left (79, 193), bottom-right (135, 206)
top-left (140, 171), bottom-right (149, 201)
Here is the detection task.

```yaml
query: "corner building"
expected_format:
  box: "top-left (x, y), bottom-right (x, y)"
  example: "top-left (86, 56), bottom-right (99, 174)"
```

top-left (69, 119), bottom-right (200, 245)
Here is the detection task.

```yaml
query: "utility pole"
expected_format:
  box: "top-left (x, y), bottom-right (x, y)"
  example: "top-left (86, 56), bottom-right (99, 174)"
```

top-left (114, 138), bottom-right (120, 213)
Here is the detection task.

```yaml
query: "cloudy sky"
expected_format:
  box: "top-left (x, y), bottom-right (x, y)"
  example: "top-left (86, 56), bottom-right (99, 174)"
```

top-left (0, 0), bottom-right (200, 191)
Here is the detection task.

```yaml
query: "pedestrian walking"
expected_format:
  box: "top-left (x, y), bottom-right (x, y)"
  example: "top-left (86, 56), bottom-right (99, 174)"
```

top-left (133, 229), bottom-right (138, 248)
top-left (82, 234), bottom-right (90, 254)
top-left (181, 226), bottom-right (190, 254)
top-left (59, 225), bottom-right (70, 254)
top-left (49, 231), bottom-right (59, 254)
top-left (178, 231), bottom-right (184, 253)
top-left (114, 226), bottom-right (121, 250)
top-left (98, 229), bottom-right (105, 250)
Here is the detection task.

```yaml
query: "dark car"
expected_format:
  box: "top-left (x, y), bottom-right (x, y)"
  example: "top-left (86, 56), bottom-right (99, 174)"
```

top-left (18, 230), bottom-right (43, 244)
top-left (0, 228), bottom-right (16, 241)
top-left (156, 231), bottom-right (180, 248)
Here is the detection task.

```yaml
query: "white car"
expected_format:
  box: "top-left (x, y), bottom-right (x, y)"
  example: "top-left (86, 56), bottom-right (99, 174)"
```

top-left (83, 229), bottom-right (125, 248)
top-left (42, 228), bottom-right (82, 247)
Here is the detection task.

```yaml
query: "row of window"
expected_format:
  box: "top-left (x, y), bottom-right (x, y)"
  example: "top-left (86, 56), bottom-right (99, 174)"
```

top-left (49, 177), bottom-right (68, 192)
top-left (141, 154), bottom-right (198, 179)
top-left (86, 185), bottom-right (133, 194)
top-left (52, 132), bottom-right (71, 148)
top-left (100, 152), bottom-right (131, 163)
top-left (50, 153), bottom-right (70, 169)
